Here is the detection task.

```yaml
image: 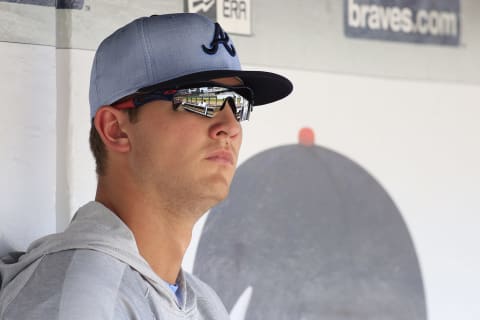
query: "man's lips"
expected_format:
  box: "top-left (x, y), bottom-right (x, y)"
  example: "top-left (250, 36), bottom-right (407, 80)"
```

top-left (205, 150), bottom-right (235, 166)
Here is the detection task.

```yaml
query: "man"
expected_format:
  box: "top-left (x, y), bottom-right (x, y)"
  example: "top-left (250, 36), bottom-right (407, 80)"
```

top-left (0, 13), bottom-right (292, 319)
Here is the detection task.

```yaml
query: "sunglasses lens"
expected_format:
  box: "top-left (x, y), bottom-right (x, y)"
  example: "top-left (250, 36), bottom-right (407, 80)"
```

top-left (173, 87), bottom-right (252, 121)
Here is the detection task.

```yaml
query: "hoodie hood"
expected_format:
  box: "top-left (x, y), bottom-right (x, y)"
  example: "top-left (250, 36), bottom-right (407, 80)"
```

top-left (0, 201), bottom-right (188, 309)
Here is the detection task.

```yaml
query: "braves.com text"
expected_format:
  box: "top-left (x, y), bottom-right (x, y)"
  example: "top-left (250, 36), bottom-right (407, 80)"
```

top-left (346, 0), bottom-right (459, 41)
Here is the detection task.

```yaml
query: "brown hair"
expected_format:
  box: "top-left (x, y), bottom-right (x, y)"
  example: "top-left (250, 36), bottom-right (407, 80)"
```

top-left (89, 108), bottom-right (141, 176)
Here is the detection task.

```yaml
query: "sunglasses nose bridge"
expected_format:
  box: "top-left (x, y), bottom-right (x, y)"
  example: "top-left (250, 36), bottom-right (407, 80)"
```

top-left (220, 96), bottom-right (237, 116)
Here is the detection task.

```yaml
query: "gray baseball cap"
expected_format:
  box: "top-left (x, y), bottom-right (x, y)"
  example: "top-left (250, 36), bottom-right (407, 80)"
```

top-left (89, 13), bottom-right (293, 118)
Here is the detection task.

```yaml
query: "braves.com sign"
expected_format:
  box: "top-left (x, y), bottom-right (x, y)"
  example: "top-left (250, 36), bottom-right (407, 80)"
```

top-left (185, 0), bottom-right (251, 35)
top-left (344, 0), bottom-right (460, 46)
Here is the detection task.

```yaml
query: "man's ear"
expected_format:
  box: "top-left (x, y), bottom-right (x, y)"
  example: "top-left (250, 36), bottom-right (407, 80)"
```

top-left (94, 106), bottom-right (131, 153)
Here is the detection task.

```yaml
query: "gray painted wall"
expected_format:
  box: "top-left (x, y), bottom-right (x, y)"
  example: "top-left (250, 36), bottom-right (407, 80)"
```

top-left (195, 144), bottom-right (426, 319)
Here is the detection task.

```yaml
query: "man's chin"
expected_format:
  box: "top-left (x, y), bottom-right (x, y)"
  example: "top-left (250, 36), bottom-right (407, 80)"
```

top-left (210, 184), bottom-right (231, 203)
top-left (204, 180), bottom-right (232, 203)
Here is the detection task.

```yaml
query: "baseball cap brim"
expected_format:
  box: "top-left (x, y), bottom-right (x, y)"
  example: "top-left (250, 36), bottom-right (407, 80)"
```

top-left (137, 70), bottom-right (293, 107)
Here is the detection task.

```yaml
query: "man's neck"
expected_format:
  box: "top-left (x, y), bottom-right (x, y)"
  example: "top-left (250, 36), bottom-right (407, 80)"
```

top-left (122, 203), bottom-right (194, 284)
top-left (95, 180), bottom-right (203, 284)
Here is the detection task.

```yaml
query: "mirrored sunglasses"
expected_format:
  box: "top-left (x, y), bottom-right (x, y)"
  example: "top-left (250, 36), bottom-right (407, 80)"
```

top-left (112, 86), bottom-right (254, 122)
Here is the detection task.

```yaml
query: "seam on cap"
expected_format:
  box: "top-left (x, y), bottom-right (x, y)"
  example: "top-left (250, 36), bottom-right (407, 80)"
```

top-left (142, 19), bottom-right (156, 82)
top-left (92, 54), bottom-right (100, 114)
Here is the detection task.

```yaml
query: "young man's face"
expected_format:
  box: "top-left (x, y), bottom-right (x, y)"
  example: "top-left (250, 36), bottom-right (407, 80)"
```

top-left (125, 77), bottom-right (244, 212)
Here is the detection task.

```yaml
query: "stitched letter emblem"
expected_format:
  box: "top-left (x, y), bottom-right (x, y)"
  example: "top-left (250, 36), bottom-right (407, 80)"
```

top-left (202, 23), bottom-right (236, 57)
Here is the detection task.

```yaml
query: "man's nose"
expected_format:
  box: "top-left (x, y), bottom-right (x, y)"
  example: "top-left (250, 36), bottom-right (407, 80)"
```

top-left (208, 101), bottom-right (242, 140)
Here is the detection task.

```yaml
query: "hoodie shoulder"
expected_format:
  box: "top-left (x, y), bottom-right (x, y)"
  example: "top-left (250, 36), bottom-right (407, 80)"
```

top-left (2, 249), bottom-right (149, 320)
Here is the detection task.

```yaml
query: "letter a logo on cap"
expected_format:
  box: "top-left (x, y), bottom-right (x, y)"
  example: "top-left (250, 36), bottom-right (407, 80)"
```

top-left (202, 23), bottom-right (236, 57)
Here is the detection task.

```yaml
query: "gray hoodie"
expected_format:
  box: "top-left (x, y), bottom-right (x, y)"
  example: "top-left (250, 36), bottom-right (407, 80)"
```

top-left (0, 202), bottom-right (229, 320)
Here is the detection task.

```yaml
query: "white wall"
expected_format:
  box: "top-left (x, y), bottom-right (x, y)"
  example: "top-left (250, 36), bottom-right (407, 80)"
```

top-left (0, 42), bottom-right (56, 251)
top-left (56, 49), bottom-right (96, 231)
top-left (237, 67), bottom-right (480, 320)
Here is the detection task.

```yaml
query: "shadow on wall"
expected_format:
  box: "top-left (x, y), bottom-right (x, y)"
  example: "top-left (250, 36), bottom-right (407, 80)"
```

top-left (0, 0), bottom-right (84, 9)
top-left (0, 233), bottom-right (14, 258)
top-left (194, 129), bottom-right (427, 320)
